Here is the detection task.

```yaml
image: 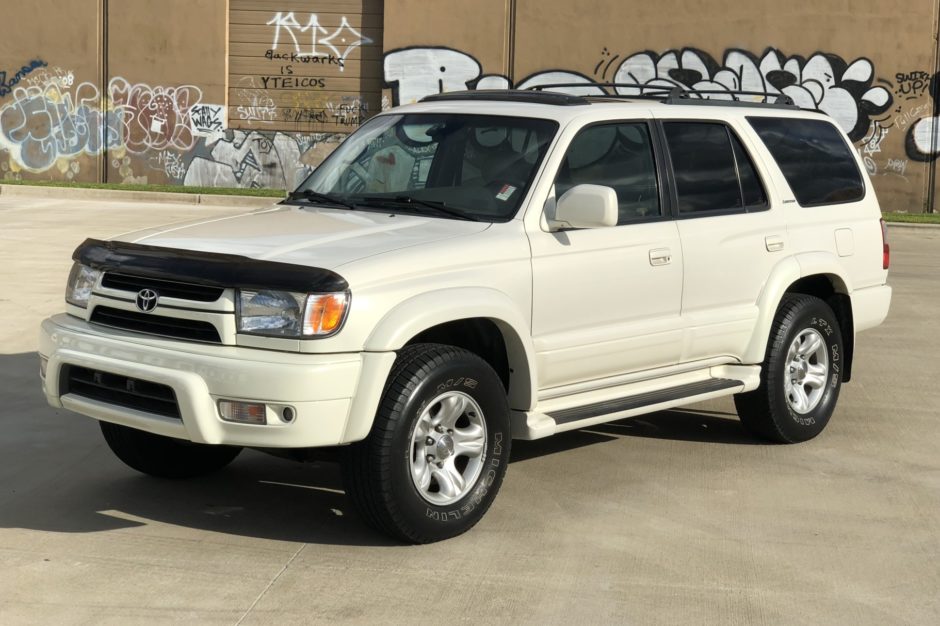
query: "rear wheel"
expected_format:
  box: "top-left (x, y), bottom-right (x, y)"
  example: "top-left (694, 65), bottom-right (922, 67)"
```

top-left (343, 344), bottom-right (511, 544)
top-left (100, 422), bottom-right (242, 478)
top-left (735, 294), bottom-right (844, 443)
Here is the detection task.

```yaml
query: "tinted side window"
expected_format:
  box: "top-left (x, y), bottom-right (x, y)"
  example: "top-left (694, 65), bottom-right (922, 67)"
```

top-left (664, 123), bottom-right (742, 214)
top-left (747, 117), bottom-right (864, 206)
top-left (555, 123), bottom-right (661, 223)
top-left (729, 132), bottom-right (767, 208)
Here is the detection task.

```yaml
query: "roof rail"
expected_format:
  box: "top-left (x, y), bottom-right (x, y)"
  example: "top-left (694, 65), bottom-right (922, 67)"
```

top-left (526, 82), bottom-right (798, 109)
top-left (419, 89), bottom-right (589, 106)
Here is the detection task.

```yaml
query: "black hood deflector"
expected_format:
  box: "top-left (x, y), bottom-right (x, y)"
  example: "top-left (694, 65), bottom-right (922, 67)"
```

top-left (73, 238), bottom-right (349, 293)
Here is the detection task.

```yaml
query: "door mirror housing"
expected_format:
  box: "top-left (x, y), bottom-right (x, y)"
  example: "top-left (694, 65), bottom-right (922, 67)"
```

top-left (551, 184), bottom-right (618, 230)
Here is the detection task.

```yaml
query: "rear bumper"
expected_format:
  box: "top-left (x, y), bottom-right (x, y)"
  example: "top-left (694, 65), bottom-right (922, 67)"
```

top-left (852, 284), bottom-right (892, 333)
top-left (39, 314), bottom-right (395, 447)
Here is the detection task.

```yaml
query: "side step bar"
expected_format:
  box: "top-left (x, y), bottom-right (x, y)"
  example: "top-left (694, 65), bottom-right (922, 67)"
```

top-left (510, 366), bottom-right (760, 440)
top-left (549, 378), bottom-right (741, 425)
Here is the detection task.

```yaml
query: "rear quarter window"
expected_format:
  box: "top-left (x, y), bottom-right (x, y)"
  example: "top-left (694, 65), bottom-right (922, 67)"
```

top-left (747, 117), bottom-right (865, 207)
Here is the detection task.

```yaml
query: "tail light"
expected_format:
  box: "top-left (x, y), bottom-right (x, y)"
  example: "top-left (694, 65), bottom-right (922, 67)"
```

top-left (880, 218), bottom-right (889, 270)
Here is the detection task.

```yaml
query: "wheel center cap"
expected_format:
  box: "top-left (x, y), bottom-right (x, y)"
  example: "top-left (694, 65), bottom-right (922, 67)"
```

top-left (796, 360), bottom-right (808, 380)
top-left (436, 434), bottom-right (455, 460)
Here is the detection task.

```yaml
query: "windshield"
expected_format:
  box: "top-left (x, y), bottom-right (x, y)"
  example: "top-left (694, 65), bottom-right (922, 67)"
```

top-left (293, 113), bottom-right (559, 221)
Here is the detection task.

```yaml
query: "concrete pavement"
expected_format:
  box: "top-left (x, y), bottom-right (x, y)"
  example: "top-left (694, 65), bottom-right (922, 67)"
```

top-left (0, 193), bottom-right (937, 624)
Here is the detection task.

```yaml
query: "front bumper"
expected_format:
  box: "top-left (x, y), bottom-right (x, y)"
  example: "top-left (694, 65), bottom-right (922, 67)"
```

top-left (39, 314), bottom-right (395, 447)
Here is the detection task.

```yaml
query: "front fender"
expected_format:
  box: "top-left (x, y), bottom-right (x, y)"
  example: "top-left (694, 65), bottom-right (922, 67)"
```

top-left (364, 287), bottom-right (538, 410)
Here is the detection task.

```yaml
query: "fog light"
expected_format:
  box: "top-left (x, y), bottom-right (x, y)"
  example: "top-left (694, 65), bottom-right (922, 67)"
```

top-left (39, 356), bottom-right (48, 379)
top-left (218, 400), bottom-right (267, 425)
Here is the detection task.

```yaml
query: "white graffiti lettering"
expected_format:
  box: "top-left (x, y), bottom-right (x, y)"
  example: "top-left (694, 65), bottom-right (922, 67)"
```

top-left (189, 103), bottom-right (226, 136)
top-left (383, 46), bottom-right (894, 141)
top-left (266, 12), bottom-right (371, 71)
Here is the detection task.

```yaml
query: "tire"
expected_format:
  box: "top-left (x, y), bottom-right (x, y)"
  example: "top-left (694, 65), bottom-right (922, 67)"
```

top-left (100, 421), bottom-right (242, 479)
top-left (342, 343), bottom-right (511, 544)
top-left (734, 294), bottom-right (844, 443)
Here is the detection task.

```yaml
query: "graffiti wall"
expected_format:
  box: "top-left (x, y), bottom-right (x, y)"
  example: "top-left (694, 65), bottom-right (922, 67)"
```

top-left (0, 0), bottom-right (361, 189)
top-left (227, 0), bottom-right (382, 133)
top-left (380, 0), bottom-right (940, 212)
top-left (0, 0), bottom-right (938, 210)
top-left (0, 68), bottom-right (342, 188)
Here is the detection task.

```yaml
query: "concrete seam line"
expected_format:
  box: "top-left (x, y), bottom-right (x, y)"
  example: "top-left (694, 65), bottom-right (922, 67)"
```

top-left (234, 543), bottom-right (307, 624)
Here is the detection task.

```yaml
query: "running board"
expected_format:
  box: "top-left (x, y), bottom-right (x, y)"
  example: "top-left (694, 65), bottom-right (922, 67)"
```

top-left (510, 365), bottom-right (759, 440)
top-left (549, 378), bottom-right (740, 424)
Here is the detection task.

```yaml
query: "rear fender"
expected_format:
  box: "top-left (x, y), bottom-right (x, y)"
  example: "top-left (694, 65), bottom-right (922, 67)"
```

top-left (742, 253), bottom-right (852, 364)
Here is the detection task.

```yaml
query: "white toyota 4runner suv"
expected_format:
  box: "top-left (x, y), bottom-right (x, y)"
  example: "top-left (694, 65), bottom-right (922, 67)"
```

top-left (39, 89), bottom-right (892, 543)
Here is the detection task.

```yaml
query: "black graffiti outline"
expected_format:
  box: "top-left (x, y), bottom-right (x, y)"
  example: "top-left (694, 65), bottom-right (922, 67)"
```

top-left (0, 58), bottom-right (48, 98)
top-left (383, 45), bottom-right (482, 106)
top-left (905, 72), bottom-right (940, 162)
top-left (592, 46), bottom-right (893, 141)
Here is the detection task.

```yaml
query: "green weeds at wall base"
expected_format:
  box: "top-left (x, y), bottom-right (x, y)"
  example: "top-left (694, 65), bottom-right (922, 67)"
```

top-left (882, 212), bottom-right (940, 224)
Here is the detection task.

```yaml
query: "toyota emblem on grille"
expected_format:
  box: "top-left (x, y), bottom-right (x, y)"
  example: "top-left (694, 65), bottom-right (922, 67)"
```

top-left (136, 289), bottom-right (159, 312)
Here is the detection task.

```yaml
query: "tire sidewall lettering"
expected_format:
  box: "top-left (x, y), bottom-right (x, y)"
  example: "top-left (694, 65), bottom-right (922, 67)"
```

top-left (393, 359), bottom-right (508, 529)
top-left (782, 308), bottom-right (842, 431)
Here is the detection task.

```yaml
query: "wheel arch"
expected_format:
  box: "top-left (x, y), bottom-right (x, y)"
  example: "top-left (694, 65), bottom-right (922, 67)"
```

top-left (744, 254), bottom-right (856, 381)
top-left (362, 288), bottom-right (537, 411)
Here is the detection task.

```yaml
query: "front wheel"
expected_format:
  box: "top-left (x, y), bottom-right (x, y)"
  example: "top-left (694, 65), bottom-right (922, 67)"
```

top-left (735, 294), bottom-right (844, 443)
top-left (343, 344), bottom-right (511, 543)
top-left (100, 422), bottom-right (242, 478)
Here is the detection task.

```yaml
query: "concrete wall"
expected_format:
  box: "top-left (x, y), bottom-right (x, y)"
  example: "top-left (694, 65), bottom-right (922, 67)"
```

top-left (0, 0), bottom-right (369, 190)
top-left (1, 0), bottom-right (938, 211)
top-left (383, 0), bottom-right (940, 213)
top-left (0, 0), bottom-right (102, 182)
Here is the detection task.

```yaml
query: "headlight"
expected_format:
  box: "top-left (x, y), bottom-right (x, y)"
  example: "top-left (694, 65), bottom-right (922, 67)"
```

top-left (66, 263), bottom-right (101, 308)
top-left (237, 290), bottom-right (348, 338)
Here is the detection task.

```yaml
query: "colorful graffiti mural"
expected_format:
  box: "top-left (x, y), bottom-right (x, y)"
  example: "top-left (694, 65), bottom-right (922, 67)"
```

top-left (0, 69), bottom-right (346, 188)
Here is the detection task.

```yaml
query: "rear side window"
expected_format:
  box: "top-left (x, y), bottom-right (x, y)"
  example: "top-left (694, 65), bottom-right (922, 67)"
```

top-left (663, 122), bottom-right (766, 215)
top-left (747, 117), bottom-right (864, 206)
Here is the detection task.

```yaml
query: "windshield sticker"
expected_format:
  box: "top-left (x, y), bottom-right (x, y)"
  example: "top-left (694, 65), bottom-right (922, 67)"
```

top-left (496, 184), bottom-right (517, 201)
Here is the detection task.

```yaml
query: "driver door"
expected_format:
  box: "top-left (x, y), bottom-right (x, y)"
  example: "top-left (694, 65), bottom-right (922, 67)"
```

top-left (528, 120), bottom-right (683, 392)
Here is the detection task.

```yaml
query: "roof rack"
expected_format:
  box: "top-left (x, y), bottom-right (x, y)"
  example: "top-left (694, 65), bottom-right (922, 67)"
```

top-left (420, 90), bottom-right (589, 106)
top-left (527, 82), bottom-right (798, 109)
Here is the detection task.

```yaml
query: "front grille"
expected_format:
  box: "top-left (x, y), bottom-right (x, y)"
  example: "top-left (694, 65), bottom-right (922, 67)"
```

top-left (62, 365), bottom-right (181, 419)
top-left (101, 272), bottom-right (224, 302)
top-left (90, 306), bottom-right (222, 343)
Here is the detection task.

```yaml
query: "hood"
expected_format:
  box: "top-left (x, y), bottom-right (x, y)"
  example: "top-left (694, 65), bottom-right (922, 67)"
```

top-left (118, 204), bottom-right (491, 270)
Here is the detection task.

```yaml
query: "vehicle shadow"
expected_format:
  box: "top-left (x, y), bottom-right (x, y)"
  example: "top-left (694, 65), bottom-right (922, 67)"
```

top-left (1, 350), bottom-right (761, 545)
top-left (0, 351), bottom-right (392, 546)
top-left (510, 408), bottom-right (764, 461)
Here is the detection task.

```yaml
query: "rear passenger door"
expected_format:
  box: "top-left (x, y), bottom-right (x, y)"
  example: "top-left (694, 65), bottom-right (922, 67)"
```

top-left (529, 120), bottom-right (684, 391)
top-left (656, 119), bottom-right (787, 363)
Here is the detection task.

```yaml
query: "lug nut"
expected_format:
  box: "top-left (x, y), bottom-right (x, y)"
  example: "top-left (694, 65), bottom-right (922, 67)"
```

top-left (426, 437), bottom-right (435, 446)
top-left (426, 454), bottom-right (435, 462)
top-left (436, 462), bottom-right (444, 468)
top-left (447, 429), bottom-right (453, 434)
top-left (435, 424), bottom-right (445, 433)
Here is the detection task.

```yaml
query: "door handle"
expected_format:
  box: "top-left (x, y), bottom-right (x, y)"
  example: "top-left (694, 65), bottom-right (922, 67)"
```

top-left (649, 248), bottom-right (672, 266)
top-left (765, 235), bottom-right (785, 252)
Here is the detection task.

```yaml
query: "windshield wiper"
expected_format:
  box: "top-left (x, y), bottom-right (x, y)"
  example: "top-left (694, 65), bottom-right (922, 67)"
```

top-left (355, 195), bottom-right (480, 222)
top-left (287, 189), bottom-right (357, 210)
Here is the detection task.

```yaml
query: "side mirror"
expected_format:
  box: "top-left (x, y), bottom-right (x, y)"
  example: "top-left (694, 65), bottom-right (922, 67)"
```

top-left (551, 184), bottom-right (618, 230)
